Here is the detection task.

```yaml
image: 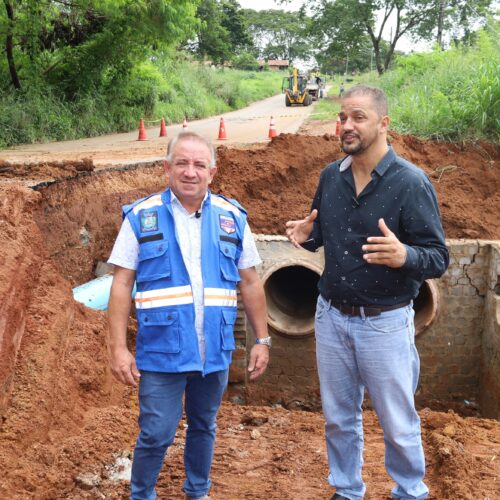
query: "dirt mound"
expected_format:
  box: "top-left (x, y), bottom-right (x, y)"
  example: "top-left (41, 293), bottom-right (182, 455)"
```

top-left (212, 132), bottom-right (500, 239)
top-left (0, 132), bottom-right (499, 498)
top-left (394, 133), bottom-right (499, 240)
top-left (0, 158), bottom-right (94, 182)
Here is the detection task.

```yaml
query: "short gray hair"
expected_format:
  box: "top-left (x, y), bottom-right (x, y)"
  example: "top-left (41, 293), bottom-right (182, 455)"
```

top-left (342, 85), bottom-right (388, 117)
top-left (166, 131), bottom-right (216, 167)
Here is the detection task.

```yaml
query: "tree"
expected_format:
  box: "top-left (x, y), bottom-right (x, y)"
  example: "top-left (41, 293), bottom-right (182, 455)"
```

top-left (0, 0), bottom-right (200, 94)
top-left (416, 0), bottom-right (494, 49)
top-left (241, 8), bottom-right (313, 64)
top-left (194, 0), bottom-right (232, 64)
top-left (3, 1), bottom-right (20, 89)
top-left (192, 0), bottom-right (254, 65)
top-left (221, 0), bottom-right (253, 53)
top-left (232, 51), bottom-right (259, 70)
top-left (311, 0), bottom-right (495, 75)
top-left (312, 0), bottom-right (441, 75)
top-left (310, 1), bottom-right (373, 74)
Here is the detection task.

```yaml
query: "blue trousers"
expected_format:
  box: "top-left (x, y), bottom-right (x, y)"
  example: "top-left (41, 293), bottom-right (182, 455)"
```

top-left (315, 295), bottom-right (428, 500)
top-left (130, 369), bottom-right (229, 500)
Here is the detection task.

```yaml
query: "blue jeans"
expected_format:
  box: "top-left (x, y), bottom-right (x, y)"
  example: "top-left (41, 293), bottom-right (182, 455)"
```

top-left (130, 369), bottom-right (229, 500)
top-left (315, 295), bottom-right (428, 500)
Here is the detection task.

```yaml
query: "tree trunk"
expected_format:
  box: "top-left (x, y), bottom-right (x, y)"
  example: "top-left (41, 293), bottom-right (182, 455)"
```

top-left (436, 0), bottom-right (446, 50)
top-left (384, 42), bottom-right (397, 72)
top-left (4, 0), bottom-right (21, 90)
top-left (366, 26), bottom-right (384, 75)
top-left (372, 39), bottom-right (384, 75)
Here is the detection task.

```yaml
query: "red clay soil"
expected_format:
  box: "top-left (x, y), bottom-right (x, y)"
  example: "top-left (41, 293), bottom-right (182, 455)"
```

top-left (212, 132), bottom-right (500, 239)
top-left (0, 132), bottom-right (499, 499)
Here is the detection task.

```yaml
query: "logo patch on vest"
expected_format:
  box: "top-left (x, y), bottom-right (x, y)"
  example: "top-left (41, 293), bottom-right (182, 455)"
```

top-left (140, 210), bottom-right (158, 232)
top-left (219, 215), bottom-right (236, 234)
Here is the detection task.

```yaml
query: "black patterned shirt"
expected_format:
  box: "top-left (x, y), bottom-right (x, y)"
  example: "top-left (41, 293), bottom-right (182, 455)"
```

top-left (302, 147), bottom-right (449, 306)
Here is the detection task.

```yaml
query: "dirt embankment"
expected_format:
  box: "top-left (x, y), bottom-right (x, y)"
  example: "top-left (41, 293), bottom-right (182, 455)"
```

top-left (213, 132), bottom-right (500, 239)
top-left (0, 132), bottom-right (498, 499)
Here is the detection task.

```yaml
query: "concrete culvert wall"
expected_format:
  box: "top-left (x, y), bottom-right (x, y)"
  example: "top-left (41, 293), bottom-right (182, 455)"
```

top-left (243, 237), bottom-right (500, 417)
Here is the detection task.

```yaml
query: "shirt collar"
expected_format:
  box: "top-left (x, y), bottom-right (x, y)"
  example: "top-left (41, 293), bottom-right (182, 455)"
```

top-left (339, 155), bottom-right (352, 172)
top-left (338, 146), bottom-right (396, 177)
top-left (169, 189), bottom-right (209, 214)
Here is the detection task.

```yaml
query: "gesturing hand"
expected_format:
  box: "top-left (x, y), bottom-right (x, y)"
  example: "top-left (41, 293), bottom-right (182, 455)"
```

top-left (285, 209), bottom-right (318, 248)
top-left (362, 218), bottom-right (407, 268)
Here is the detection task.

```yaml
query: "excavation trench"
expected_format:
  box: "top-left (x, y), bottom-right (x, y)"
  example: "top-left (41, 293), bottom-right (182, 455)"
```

top-left (0, 132), bottom-right (499, 499)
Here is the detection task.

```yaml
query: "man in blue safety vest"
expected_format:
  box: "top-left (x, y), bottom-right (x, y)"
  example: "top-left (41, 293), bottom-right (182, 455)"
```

top-left (107, 131), bottom-right (271, 500)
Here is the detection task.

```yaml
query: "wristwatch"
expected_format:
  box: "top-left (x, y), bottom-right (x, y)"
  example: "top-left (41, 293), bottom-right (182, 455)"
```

top-left (255, 336), bottom-right (272, 347)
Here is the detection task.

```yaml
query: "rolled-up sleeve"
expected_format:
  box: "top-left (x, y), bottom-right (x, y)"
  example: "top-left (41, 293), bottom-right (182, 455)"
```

top-left (238, 223), bottom-right (262, 269)
top-left (108, 217), bottom-right (139, 270)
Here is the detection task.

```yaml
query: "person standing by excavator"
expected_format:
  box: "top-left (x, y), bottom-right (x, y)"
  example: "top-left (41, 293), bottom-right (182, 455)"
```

top-left (285, 86), bottom-right (448, 500)
top-left (107, 131), bottom-right (270, 500)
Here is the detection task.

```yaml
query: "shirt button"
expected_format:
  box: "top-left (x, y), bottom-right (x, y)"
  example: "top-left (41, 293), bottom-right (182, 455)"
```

top-left (347, 228), bottom-right (352, 232)
top-left (341, 276), bottom-right (346, 280)
top-left (344, 251), bottom-right (348, 255)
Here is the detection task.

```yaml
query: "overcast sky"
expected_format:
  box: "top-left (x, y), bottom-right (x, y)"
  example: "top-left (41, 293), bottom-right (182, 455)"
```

top-left (239, 0), bottom-right (303, 10)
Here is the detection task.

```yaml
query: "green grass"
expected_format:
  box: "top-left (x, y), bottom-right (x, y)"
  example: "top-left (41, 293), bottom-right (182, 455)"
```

top-left (309, 96), bottom-right (341, 121)
top-left (302, 30), bottom-right (499, 142)
top-left (0, 55), bottom-right (286, 148)
top-left (358, 31), bottom-right (499, 141)
top-left (304, 77), bottom-right (362, 122)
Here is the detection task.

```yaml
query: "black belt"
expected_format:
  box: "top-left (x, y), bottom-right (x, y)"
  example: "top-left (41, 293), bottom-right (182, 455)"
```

top-left (327, 300), bottom-right (411, 317)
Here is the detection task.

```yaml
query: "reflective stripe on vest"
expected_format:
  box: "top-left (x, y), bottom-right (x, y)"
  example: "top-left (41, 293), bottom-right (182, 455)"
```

top-left (204, 288), bottom-right (237, 307)
top-left (135, 285), bottom-right (194, 309)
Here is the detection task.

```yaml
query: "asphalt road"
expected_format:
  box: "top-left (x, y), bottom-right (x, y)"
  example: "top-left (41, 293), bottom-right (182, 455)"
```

top-left (0, 92), bottom-right (318, 166)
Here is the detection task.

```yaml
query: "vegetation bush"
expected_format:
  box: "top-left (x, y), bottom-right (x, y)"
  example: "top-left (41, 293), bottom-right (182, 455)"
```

top-left (0, 53), bottom-right (284, 148)
top-left (310, 30), bottom-right (499, 143)
top-left (232, 52), bottom-right (260, 71)
top-left (361, 30), bottom-right (499, 141)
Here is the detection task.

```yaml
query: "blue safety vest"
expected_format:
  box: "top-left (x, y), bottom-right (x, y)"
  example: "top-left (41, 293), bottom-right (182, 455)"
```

top-left (123, 188), bottom-right (247, 375)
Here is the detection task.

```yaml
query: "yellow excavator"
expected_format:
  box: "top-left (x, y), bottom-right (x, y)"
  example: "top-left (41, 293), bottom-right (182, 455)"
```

top-left (282, 67), bottom-right (312, 107)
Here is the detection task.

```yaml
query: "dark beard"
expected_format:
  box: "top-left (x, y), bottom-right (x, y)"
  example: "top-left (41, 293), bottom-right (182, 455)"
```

top-left (341, 139), bottom-right (364, 155)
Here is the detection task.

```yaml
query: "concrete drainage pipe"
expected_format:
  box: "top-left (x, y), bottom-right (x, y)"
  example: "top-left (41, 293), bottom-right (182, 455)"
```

top-left (414, 279), bottom-right (440, 335)
top-left (262, 260), bottom-right (440, 338)
top-left (262, 261), bottom-right (322, 338)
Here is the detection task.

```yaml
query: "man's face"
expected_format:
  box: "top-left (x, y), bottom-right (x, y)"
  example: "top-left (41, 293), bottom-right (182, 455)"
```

top-left (164, 138), bottom-right (216, 209)
top-left (338, 94), bottom-right (389, 156)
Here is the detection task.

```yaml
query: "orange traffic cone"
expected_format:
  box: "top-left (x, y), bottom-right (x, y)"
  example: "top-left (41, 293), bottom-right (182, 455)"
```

top-left (159, 117), bottom-right (167, 137)
top-left (335, 117), bottom-right (341, 137)
top-left (182, 118), bottom-right (188, 129)
top-left (268, 116), bottom-right (277, 139)
top-left (217, 117), bottom-right (227, 140)
top-left (137, 119), bottom-right (147, 141)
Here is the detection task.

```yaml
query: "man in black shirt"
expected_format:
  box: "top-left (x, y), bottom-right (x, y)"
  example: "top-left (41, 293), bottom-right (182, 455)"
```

top-left (286, 86), bottom-right (448, 500)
